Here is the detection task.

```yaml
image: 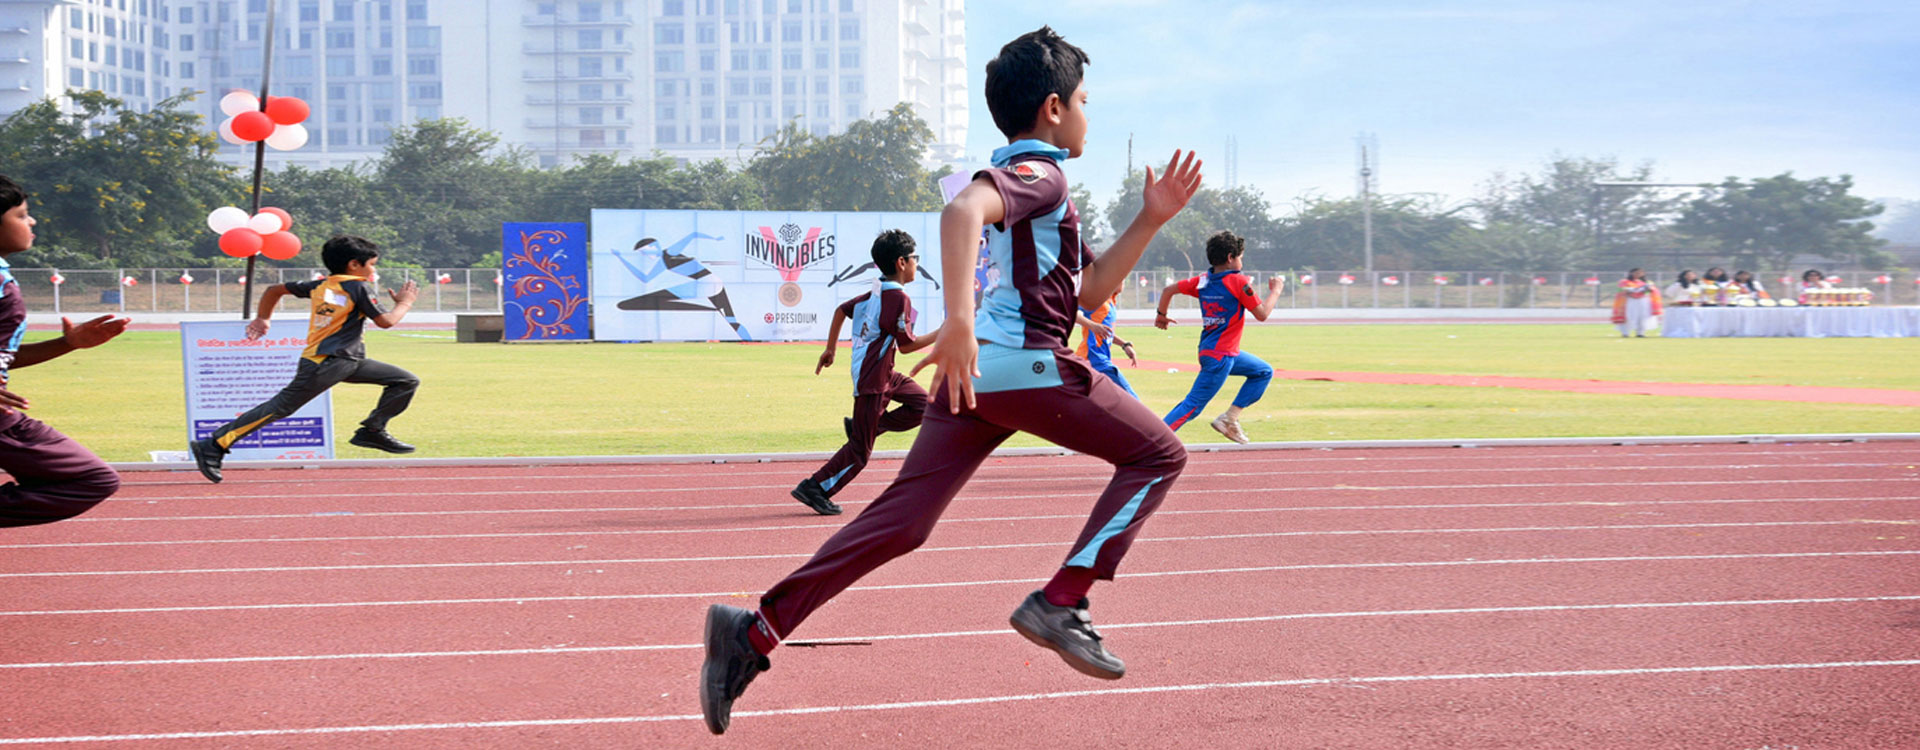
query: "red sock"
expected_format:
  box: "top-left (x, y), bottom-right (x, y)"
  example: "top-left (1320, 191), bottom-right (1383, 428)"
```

top-left (746, 609), bottom-right (779, 655)
top-left (1042, 566), bottom-right (1098, 607)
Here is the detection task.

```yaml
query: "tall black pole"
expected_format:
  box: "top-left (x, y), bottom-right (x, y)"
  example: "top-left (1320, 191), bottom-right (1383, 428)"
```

top-left (241, 0), bottom-right (277, 319)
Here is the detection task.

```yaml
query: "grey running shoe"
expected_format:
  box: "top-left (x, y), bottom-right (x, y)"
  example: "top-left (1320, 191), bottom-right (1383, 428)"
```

top-left (700, 604), bottom-right (771, 735)
top-left (1209, 413), bottom-right (1250, 444)
top-left (1009, 590), bottom-right (1125, 679)
top-left (790, 477), bottom-right (843, 515)
top-left (189, 438), bottom-right (224, 484)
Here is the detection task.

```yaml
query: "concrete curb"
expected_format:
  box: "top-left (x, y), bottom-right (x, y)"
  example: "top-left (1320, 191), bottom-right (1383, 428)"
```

top-left (114, 432), bottom-right (1920, 472)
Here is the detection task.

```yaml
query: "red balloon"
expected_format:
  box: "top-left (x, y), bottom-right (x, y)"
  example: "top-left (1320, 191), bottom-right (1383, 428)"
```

top-left (219, 228), bottom-right (264, 258)
top-left (264, 96), bottom-right (310, 126)
top-left (260, 231), bottom-right (303, 261)
top-left (231, 111), bottom-right (274, 141)
top-left (259, 206), bottom-right (293, 231)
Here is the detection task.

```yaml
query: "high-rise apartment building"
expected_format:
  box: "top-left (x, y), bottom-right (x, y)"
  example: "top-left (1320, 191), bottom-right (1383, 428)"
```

top-left (2, 0), bottom-right (965, 170)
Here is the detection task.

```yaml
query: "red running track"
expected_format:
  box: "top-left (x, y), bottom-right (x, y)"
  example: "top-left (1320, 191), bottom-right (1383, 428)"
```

top-left (2, 441), bottom-right (1918, 748)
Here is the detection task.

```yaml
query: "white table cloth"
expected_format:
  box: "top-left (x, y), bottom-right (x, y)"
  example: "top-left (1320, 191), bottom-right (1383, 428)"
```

top-left (1662, 306), bottom-right (1920, 338)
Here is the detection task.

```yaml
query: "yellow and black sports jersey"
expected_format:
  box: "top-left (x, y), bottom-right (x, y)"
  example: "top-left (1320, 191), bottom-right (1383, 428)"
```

top-left (284, 275), bottom-right (386, 363)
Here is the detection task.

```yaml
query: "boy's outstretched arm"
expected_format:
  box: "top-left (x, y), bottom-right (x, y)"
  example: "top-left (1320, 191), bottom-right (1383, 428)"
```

top-left (816, 306), bottom-right (848, 374)
top-left (244, 285), bottom-right (292, 340)
top-left (370, 280), bottom-right (419, 329)
top-left (910, 177), bottom-right (1004, 414)
top-left (11, 315), bottom-right (130, 368)
top-left (1247, 276), bottom-right (1284, 321)
top-left (1154, 282), bottom-right (1185, 329)
top-left (898, 326), bottom-right (940, 355)
top-left (1080, 150), bottom-right (1203, 308)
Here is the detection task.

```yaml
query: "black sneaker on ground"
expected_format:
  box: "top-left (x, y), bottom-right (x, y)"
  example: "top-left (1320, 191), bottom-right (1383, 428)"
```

top-left (700, 604), bottom-right (772, 735)
top-left (188, 438), bottom-right (224, 484)
top-left (790, 477), bottom-right (842, 515)
top-left (348, 429), bottom-right (416, 454)
top-left (1009, 589), bottom-right (1126, 679)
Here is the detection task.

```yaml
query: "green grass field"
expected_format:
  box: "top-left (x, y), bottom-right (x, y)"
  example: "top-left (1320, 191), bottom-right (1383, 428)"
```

top-left (16, 324), bottom-right (1919, 462)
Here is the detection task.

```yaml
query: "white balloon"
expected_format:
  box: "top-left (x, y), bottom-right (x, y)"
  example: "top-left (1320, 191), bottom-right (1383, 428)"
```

top-left (265, 123), bottom-right (309, 151)
top-left (246, 212), bottom-right (284, 235)
top-left (206, 206), bottom-right (249, 234)
top-left (219, 91), bottom-right (260, 117)
top-left (217, 117), bottom-right (245, 145)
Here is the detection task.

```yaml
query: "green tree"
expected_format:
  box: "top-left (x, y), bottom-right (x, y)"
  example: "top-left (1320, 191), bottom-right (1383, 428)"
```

top-left (0, 90), bottom-right (243, 267)
top-left (748, 102), bottom-right (943, 211)
top-left (1476, 155), bottom-right (1682, 264)
top-left (1437, 221), bottom-right (1592, 271)
top-left (1271, 195), bottom-right (1467, 271)
top-left (1676, 173), bottom-right (1890, 270)
top-left (261, 164), bottom-right (400, 268)
top-left (372, 118), bottom-right (534, 267)
top-left (1102, 173), bottom-right (1277, 272)
top-left (523, 153), bottom-right (762, 225)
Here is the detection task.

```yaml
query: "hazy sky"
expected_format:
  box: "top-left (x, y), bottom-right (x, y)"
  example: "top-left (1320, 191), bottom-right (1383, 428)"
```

top-left (960, 0), bottom-right (1920, 214)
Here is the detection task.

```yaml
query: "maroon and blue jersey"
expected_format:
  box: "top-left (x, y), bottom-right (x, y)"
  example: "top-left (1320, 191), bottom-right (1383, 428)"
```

top-left (837, 282), bottom-right (915, 396)
top-left (1173, 269), bottom-right (1263, 360)
top-left (0, 258), bottom-right (25, 388)
top-left (972, 140), bottom-right (1091, 352)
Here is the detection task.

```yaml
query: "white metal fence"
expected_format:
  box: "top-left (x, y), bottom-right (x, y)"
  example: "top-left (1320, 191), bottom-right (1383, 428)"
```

top-left (7, 268), bottom-right (503, 314)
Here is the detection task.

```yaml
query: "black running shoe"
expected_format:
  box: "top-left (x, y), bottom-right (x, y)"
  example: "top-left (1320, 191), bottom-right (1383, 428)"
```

top-left (1009, 590), bottom-right (1125, 679)
top-left (348, 428), bottom-right (416, 454)
top-left (188, 438), bottom-right (224, 484)
top-left (700, 604), bottom-right (771, 735)
top-left (790, 477), bottom-right (842, 515)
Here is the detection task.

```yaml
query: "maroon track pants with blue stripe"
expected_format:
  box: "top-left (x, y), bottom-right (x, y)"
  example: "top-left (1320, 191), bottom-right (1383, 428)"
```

top-left (0, 411), bottom-right (120, 527)
top-left (758, 349), bottom-right (1186, 640)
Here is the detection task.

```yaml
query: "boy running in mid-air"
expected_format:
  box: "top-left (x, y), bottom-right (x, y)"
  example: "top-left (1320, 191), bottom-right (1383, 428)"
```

top-left (791, 230), bottom-right (936, 515)
top-left (699, 26), bottom-right (1204, 734)
top-left (0, 174), bottom-right (126, 527)
top-left (190, 236), bottom-right (421, 483)
top-left (1155, 230), bottom-right (1280, 444)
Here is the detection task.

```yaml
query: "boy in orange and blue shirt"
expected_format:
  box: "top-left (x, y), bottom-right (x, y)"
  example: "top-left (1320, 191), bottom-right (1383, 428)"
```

top-left (190, 236), bottom-right (422, 483)
top-left (699, 26), bottom-right (1206, 734)
top-left (1075, 290), bottom-right (1137, 397)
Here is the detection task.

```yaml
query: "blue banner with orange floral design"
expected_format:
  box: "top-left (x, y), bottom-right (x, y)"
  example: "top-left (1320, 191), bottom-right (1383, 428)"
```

top-left (502, 222), bottom-right (590, 341)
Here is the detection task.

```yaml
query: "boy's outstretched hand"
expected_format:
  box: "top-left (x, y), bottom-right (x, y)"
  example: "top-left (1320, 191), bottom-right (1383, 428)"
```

top-left (0, 385), bottom-right (28, 412)
top-left (61, 315), bottom-right (130, 349)
top-left (815, 346), bottom-right (835, 374)
top-left (909, 318), bottom-right (980, 414)
top-left (1139, 150), bottom-right (1205, 227)
top-left (389, 279), bottom-right (420, 305)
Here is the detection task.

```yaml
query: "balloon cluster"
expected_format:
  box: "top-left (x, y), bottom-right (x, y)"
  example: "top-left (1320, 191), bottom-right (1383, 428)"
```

top-left (207, 205), bottom-right (302, 260)
top-left (1338, 274), bottom-right (1356, 285)
top-left (1298, 274), bottom-right (1314, 285)
top-left (1383, 275), bottom-right (1401, 286)
top-left (1478, 277), bottom-right (1495, 286)
top-left (217, 91), bottom-right (310, 150)
top-left (1432, 275), bottom-right (1451, 285)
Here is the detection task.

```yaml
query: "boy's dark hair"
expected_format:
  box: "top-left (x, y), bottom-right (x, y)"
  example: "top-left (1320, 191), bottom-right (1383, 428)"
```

top-left (984, 26), bottom-right (1090, 139)
top-left (871, 229), bottom-right (915, 278)
top-left (1205, 231), bottom-right (1245, 267)
top-left (321, 235), bottom-right (380, 274)
top-left (0, 174), bottom-right (25, 213)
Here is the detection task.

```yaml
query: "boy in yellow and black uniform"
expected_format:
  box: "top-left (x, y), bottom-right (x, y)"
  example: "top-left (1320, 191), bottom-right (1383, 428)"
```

top-left (189, 235), bottom-right (421, 483)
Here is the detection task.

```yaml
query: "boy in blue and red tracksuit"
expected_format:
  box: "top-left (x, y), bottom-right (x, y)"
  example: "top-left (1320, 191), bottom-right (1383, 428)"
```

top-left (0, 174), bottom-right (127, 527)
top-left (790, 230), bottom-right (936, 516)
top-left (1156, 230), bottom-right (1281, 444)
top-left (1075, 290), bottom-right (1137, 397)
top-left (698, 26), bottom-right (1207, 734)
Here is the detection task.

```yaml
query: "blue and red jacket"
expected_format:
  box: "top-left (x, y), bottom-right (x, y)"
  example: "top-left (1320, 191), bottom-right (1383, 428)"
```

top-left (1172, 269), bottom-right (1263, 360)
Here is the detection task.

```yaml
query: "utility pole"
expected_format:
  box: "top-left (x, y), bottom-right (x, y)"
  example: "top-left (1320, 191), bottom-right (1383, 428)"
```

top-left (1357, 134), bottom-right (1378, 274)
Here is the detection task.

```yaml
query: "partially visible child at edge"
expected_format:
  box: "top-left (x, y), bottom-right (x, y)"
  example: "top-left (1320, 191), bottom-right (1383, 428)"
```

top-left (790, 229), bottom-right (936, 516)
top-left (697, 26), bottom-right (1205, 735)
top-left (1155, 230), bottom-right (1281, 444)
top-left (1075, 288), bottom-right (1138, 397)
top-left (190, 236), bottom-right (422, 483)
top-left (0, 174), bottom-right (127, 527)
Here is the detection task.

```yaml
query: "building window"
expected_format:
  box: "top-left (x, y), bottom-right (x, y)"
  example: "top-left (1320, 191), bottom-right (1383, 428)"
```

top-left (663, 0), bottom-right (684, 14)
top-left (840, 48), bottom-right (858, 68)
top-left (782, 77), bottom-right (795, 96)
top-left (581, 129), bottom-right (606, 146)
top-left (327, 29), bottom-right (354, 48)
top-left (371, 56), bottom-right (391, 75)
top-left (408, 28), bottom-right (439, 49)
top-left (654, 125), bottom-right (676, 143)
top-left (814, 50), bottom-right (827, 69)
top-left (701, 125), bottom-right (719, 142)
top-left (69, 67), bottom-right (83, 87)
top-left (840, 0), bottom-right (853, 10)
top-left (782, 50), bottom-right (800, 70)
top-left (299, 1), bottom-right (319, 21)
top-left (408, 56), bottom-right (436, 75)
top-left (700, 78), bottom-right (715, 95)
top-left (696, 24), bottom-right (715, 44)
top-left (701, 104), bottom-right (714, 119)
top-left (578, 2), bottom-right (602, 22)
top-left (728, 77), bottom-right (746, 95)
top-left (653, 102), bottom-right (672, 120)
top-left (579, 83), bottom-right (603, 100)
top-left (581, 107), bottom-right (604, 124)
top-left (656, 79), bottom-right (678, 96)
top-left (579, 57), bottom-right (602, 76)
top-left (406, 1), bottom-right (427, 21)
top-left (729, 51), bottom-right (747, 70)
top-left (841, 76), bottom-right (860, 94)
top-left (334, 1), bottom-right (354, 21)
top-left (814, 77), bottom-right (827, 95)
top-left (845, 101), bottom-right (860, 117)
top-left (327, 55), bottom-right (354, 75)
top-left (754, 77), bottom-right (770, 95)
top-left (840, 20), bottom-right (858, 41)
top-left (699, 52), bottom-right (714, 71)
top-left (782, 22), bottom-right (800, 42)
top-left (654, 26), bottom-right (681, 44)
top-left (656, 52), bottom-right (683, 72)
top-left (725, 124), bottom-right (739, 142)
top-left (411, 82), bottom-right (441, 99)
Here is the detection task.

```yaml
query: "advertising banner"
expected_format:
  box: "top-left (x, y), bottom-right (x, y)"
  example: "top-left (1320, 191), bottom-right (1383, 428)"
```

top-left (502, 222), bottom-right (591, 341)
top-left (180, 320), bottom-right (333, 461)
top-left (590, 209), bottom-right (946, 342)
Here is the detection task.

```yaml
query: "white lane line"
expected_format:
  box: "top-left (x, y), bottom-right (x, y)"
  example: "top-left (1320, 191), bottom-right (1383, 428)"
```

top-left (8, 494), bottom-right (1916, 551)
top-left (4, 550), bottom-right (1915, 617)
top-left (4, 594), bottom-right (1915, 670)
top-left (104, 459), bottom-right (1909, 501)
top-left (3, 659), bottom-right (1916, 744)
top-left (110, 445), bottom-right (1920, 488)
top-left (98, 475), bottom-right (1910, 504)
top-left (5, 518), bottom-right (1909, 578)
top-left (88, 462), bottom-right (1914, 517)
